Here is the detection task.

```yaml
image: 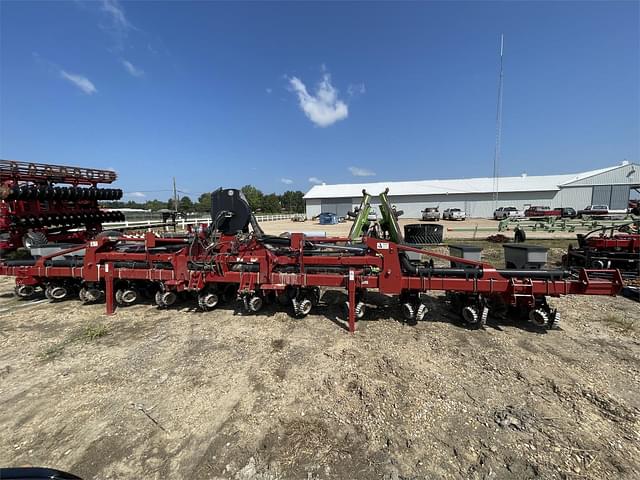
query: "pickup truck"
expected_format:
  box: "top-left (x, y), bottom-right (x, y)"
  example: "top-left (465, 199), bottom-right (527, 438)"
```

top-left (442, 208), bottom-right (466, 220)
top-left (421, 207), bottom-right (440, 221)
top-left (493, 206), bottom-right (524, 220)
top-left (524, 206), bottom-right (562, 217)
top-left (577, 205), bottom-right (627, 218)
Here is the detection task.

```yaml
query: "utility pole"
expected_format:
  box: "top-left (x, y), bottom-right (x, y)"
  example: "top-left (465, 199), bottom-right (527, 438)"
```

top-left (492, 34), bottom-right (505, 210)
top-left (173, 177), bottom-right (178, 214)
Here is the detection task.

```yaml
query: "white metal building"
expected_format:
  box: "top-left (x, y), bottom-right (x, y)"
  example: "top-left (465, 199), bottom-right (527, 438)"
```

top-left (304, 162), bottom-right (640, 219)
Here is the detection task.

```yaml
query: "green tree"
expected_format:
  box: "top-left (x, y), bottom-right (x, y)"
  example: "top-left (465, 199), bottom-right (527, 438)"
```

top-left (241, 185), bottom-right (264, 211)
top-left (167, 198), bottom-right (176, 210)
top-left (144, 199), bottom-right (165, 211)
top-left (262, 193), bottom-right (281, 213)
top-left (197, 192), bottom-right (211, 212)
top-left (279, 190), bottom-right (305, 213)
top-left (179, 195), bottom-right (194, 212)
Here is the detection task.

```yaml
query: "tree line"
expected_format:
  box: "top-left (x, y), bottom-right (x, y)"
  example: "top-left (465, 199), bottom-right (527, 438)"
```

top-left (101, 186), bottom-right (305, 214)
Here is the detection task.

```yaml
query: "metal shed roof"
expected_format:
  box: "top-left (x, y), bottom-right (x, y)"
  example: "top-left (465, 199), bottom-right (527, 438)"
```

top-left (304, 165), bottom-right (625, 199)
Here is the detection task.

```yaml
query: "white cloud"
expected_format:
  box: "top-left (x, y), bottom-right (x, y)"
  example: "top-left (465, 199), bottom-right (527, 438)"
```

top-left (308, 177), bottom-right (324, 184)
top-left (288, 73), bottom-right (348, 127)
top-left (121, 59), bottom-right (144, 77)
top-left (266, 87), bottom-right (273, 94)
top-left (100, 0), bottom-right (134, 50)
top-left (348, 166), bottom-right (376, 177)
top-left (60, 71), bottom-right (97, 95)
top-left (348, 83), bottom-right (366, 96)
top-left (101, 0), bottom-right (132, 30)
top-left (280, 178), bottom-right (293, 185)
top-left (127, 191), bottom-right (146, 198)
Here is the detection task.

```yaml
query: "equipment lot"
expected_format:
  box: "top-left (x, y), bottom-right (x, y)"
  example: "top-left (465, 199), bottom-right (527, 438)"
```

top-left (0, 220), bottom-right (638, 479)
top-left (269, 217), bottom-right (580, 240)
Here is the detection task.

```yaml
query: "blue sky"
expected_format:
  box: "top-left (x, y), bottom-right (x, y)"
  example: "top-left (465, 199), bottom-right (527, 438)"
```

top-left (1, 1), bottom-right (638, 201)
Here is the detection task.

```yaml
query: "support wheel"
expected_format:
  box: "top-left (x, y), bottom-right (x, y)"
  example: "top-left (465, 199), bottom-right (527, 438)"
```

top-left (198, 291), bottom-right (219, 311)
top-left (155, 290), bottom-right (177, 308)
top-left (15, 284), bottom-right (36, 300)
top-left (45, 284), bottom-right (69, 302)
top-left (116, 288), bottom-right (138, 306)
top-left (80, 287), bottom-right (104, 304)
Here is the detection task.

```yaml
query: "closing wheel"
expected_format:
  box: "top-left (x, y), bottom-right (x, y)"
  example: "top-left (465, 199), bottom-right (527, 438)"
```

top-left (549, 310), bottom-right (561, 330)
top-left (293, 297), bottom-right (313, 318)
top-left (480, 306), bottom-right (489, 327)
top-left (247, 295), bottom-right (263, 313)
top-left (15, 284), bottom-right (35, 299)
top-left (198, 291), bottom-right (219, 311)
top-left (462, 305), bottom-right (480, 325)
top-left (415, 302), bottom-right (429, 322)
top-left (343, 301), bottom-right (366, 320)
top-left (401, 302), bottom-right (415, 321)
top-left (529, 308), bottom-right (549, 327)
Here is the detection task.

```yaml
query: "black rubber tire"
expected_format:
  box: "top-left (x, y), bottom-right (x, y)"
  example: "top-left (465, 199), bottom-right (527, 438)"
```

top-left (514, 228), bottom-right (526, 243)
top-left (22, 231), bottom-right (48, 249)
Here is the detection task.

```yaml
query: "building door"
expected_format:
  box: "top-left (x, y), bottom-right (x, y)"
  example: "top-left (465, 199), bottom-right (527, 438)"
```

top-left (591, 185), bottom-right (630, 209)
top-left (321, 198), bottom-right (352, 218)
top-left (610, 186), bottom-right (630, 210)
top-left (591, 186), bottom-right (612, 206)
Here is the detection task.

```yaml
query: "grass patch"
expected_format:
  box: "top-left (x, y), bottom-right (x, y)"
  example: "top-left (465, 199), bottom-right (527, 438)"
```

top-left (38, 322), bottom-right (109, 361)
top-left (600, 314), bottom-right (637, 333)
top-left (84, 322), bottom-right (109, 340)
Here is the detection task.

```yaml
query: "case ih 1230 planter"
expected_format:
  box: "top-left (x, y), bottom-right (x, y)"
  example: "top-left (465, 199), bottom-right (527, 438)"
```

top-left (0, 177), bottom-right (625, 332)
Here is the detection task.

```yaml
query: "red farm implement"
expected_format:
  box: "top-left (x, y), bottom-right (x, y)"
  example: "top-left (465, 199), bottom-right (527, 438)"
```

top-left (564, 222), bottom-right (640, 278)
top-left (0, 159), bottom-right (124, 253)
top-left (0, 185), bottom-right (625, 333)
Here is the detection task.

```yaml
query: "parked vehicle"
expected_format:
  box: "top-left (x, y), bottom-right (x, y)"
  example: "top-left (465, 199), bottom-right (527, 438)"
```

top-left (555, 207), bottom-right (577, 219)
top-left (367, 209), bottom-right (378, 222)
top-left (421, 207), bottom-right (440, 221)
top-left (318, 212), bottom-right (338, 225)
top-left (442, 208), bottom-right (466, 220)
top-left (577, 205), bottom-right (627, 218)
top-left (493, 206), bottom-right (525, 220)
top-left (524, 206), bottom-right (562, 217)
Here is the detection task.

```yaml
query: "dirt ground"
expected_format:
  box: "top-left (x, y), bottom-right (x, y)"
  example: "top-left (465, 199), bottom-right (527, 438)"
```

top-left (1, 234), bottom-right (639, 480)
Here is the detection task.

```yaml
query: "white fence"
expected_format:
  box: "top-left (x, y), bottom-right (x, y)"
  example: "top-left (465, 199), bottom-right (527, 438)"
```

top-left (103, 213), bottom-right (298, 230)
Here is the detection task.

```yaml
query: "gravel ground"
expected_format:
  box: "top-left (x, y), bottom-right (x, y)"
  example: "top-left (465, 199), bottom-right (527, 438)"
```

top-left (0, 247), bottom-right (639, 480)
